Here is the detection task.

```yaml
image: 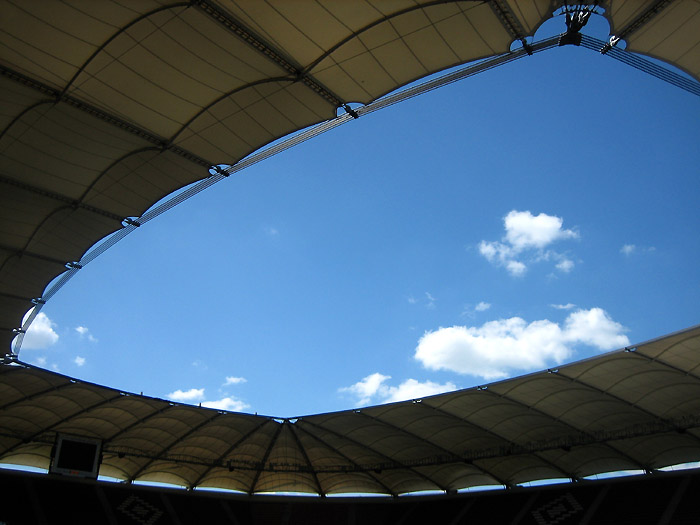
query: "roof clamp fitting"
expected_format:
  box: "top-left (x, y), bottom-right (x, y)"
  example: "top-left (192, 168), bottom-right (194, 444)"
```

top-left (65, 261), bottom-right (83, 270)
top-left (1, 352), bottom-right (19, 364)
top-left (558, 9), bottom-right (590, 47)
top-left (213, 165), bottom-right (230, 178)
top-left (521, 39), bottom-right (534, 56)
top-left (122, 217), bottom-right (141, 228)
top-left (343, 104), bottom-right (360, 119)
top-left (600, 36), bottom-right (620, 55)
top-left (31, 297), bottom-right (46, 305)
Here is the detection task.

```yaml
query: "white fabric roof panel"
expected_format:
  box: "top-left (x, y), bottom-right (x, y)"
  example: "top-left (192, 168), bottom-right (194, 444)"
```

top-left (2, 0), bottom-right (700, 496)
top-left (2, 325), bottom-right (700, 495)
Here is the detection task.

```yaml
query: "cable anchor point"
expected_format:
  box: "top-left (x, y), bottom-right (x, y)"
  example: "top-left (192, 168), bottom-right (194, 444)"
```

top-left (559, 9), bottom-right (591, 47)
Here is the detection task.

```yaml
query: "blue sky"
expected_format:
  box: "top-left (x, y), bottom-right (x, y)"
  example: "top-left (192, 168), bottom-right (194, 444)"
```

top-left (16, 16), bottom-right (700, 418)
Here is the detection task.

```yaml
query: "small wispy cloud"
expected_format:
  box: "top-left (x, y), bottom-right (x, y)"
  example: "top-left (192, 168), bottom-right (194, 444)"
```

top-left (551, 303), bottom-right (576, 310)
top-left (191, 360), bottom-right (208, 370)
top-left (339, 373), bottom-right (456, 406)
top-left (425, 292), bottom-right (436, 309)
top-left (463, 301), bottom-right (492, 317)
top-left (202, 397), bottom-right (250, 412)
top-left (264, 226), bottom-right (279, 237)
top-left (621, 244), bottom-right (655, 256)
top-left (74, 356), bottom-right (86, 367)
top-left (479, 210), bottom-right (578, 276)
top-left (168, 388), bottom-right (205, 402)
top-left (165, 387), bottom-right (250, 412)
top-left (75, 326), bottom-right (98, 343)
top-left (223, 376), bottom-right (247, 386)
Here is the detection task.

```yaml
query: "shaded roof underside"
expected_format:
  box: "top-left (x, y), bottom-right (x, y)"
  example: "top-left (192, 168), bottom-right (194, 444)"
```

top-left (1, 0), bottom-right (700, 495)
top-left (2, 325), bottom-right (700, 495)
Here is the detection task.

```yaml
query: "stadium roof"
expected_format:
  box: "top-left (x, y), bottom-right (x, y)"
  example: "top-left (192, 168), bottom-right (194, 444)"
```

top-left (1, 0), bottom-right (700, 495)
top-left (2, 324), bottom-right (700, 495)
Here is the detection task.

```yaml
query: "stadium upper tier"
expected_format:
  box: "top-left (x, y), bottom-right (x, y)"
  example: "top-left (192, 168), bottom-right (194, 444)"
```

top-left (2, 324), bottom-right (700, 495)
top-left (1, 0), bottom-right (700, 495)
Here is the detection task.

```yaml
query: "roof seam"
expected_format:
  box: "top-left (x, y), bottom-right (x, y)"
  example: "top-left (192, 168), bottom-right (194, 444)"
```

top-left (611, 0), bottom-right (675, 42)
top-left (0, 175), bottom-right (125, 223)
top-left (249, 421), bottom-right (284, 494)
top-left (193, 0), bottom-right (344, 108)
top-left (417, 401), bottom-right (566, 483)
top-left (128, 411), bottom-right (224, 482)
top-left (0, 64), bottom-right (212, 168)
top-left (286, 420), bottom-right (324, 496)
top-left (293, 420), bottom-right (395, 495)
top-left (479, 386), bottom-right (648, 472)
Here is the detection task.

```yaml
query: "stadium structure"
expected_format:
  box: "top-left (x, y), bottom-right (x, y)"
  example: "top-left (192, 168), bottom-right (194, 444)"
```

top-left (1, 1), bottom-right (700, 523)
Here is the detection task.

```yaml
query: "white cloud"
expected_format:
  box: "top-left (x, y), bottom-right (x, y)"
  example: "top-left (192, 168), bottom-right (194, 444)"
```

top-left (504, 210), bottom-right (578, 250)
top-left (264, 226), bottom-right (279, 237)
top-left (339, 373), bottom-right (456, 405)
top-left (551, 303), bottom-right (576, 310)
top-left (556, 258), bottom-right (575, 273)
top-left (167, 387), bottom-right (250, 412)
top-left (75, 325), bottom-right (98, 342)
top-left (479, 211), bottom-right (578, 276)
top-left (562, 308), bottom-right (630, 349)
top-left (415, 308), bottom-right (628, 380)
top-left (74, 356), bottom-right (86, 367)
top-left (20, 312), bottom-right (59, 350)
top-left (202, 397), bottom-right (250, 412)
top-left (339, 372), bottom-right (391, 405)
top-left (36, 356), bottom-right (47, 366)
top-left (506, 259), bottom-right (527, 276)
top-left (224, 376), bottom-right (247, 386)
top-left (475, 302), bottom-right (491, 312)
top-left (425, 292), bottom-right (436, 309)
top-left (381, 379), bottom-right (457, 403)
top-left (407, 296), bottom-right (418, 304)
top-left (620, 244), bottom-right (655, 256)
top-left (167, 388), bottom-right (205, 402)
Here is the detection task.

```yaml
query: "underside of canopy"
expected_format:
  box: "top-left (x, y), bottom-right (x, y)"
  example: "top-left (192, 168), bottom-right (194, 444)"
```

top-left (1, 325), bottom-right (699, 495)
top-left (1, 0), bottom-right (700, 496)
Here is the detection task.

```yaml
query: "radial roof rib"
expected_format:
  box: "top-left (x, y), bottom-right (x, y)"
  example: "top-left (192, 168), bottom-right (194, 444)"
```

top-left (297, 417), bottom-right (444, 495)
top-left (286, 420), bottom-right (324, 495)
top-left (291, 421), bottom-right (396, 495)
top-left (411, 398), bottom-right (574, 482)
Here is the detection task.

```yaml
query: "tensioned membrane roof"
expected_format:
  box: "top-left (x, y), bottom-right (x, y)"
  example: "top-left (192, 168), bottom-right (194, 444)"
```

top-left (2, 325), bottom-right (700, 495)
top-left (1, 0), bottom-right (700, 495)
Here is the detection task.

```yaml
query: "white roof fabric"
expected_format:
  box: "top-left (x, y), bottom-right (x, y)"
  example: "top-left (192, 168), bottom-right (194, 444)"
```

top-left (1, 325), bottom-right (699, 495)
top-left (1, 0), bottom-right (700, 495)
